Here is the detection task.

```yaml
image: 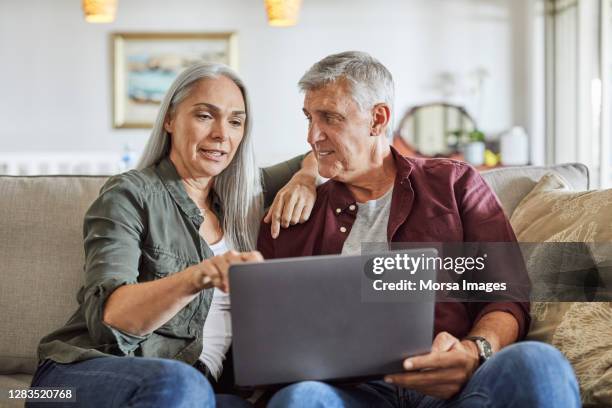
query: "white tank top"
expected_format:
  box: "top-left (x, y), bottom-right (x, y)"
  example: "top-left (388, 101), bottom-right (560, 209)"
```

top-left (198, 237), bottom-right (232, 380)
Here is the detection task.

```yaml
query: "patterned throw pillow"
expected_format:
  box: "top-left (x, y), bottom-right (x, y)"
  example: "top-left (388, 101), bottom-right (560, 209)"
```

top-left (510, 173), bottom-right (612, 406)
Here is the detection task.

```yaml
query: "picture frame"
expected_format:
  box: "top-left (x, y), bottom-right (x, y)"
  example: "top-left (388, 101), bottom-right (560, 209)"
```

top-left (112, 32), bottom-right (238, 129)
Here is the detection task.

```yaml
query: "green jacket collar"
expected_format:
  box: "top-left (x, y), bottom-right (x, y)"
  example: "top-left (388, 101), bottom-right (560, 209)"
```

top-left (154, 157), bottom-right (222, 222)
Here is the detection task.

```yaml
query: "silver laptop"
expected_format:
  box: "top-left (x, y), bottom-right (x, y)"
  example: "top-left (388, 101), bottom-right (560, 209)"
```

top-left (229, 249), bottom-right (437, 387)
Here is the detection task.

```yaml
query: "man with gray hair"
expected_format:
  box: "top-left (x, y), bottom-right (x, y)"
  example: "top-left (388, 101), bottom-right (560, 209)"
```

top-left (257, 51), bottom-right (580, 407)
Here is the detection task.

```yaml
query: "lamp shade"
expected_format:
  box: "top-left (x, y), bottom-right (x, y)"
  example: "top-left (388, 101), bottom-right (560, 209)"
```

top-left (82, 0), bottom-right (117, 23)
top-left (264, 0), bottom-right (302, 27)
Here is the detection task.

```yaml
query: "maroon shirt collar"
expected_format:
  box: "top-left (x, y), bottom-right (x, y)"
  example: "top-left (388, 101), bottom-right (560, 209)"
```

top-left (326, 146), bottom-right (416, 241)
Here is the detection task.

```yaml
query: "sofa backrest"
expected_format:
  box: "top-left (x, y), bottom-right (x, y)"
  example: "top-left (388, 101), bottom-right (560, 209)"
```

top-left (0, 163), bottom-right (590, 374)
top-left (0, 176), bottom-right (107, 374)
top-left (481, 163), bottom-right (589, 217)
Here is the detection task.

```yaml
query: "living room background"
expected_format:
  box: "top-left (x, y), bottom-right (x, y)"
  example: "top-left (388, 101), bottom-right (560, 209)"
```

top-left (0, 0), bottom-right (531, 164)
top-left (1, 0), bottom-right (610, 188)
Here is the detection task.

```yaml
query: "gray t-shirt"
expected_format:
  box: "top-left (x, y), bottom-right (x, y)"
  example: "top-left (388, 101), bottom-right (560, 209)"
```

top-left (341, 187), bottom-right (393, 255)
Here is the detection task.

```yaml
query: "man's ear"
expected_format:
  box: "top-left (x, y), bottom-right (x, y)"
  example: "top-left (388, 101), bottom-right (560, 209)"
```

top-left (370, 103), bottom-right (391, 136)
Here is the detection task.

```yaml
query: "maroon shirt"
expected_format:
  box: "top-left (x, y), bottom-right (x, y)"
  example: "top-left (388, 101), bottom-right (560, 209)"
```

top-left (258, 147), bottom-right (530, 340)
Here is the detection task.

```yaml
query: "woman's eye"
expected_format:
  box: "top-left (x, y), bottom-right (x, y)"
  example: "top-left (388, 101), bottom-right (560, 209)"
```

top-left (229, 119), bottom-right (243, 127)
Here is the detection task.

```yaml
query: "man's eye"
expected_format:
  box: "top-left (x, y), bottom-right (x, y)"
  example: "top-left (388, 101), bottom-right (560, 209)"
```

top-left (325, 114), bottom-right (340, 123)
top-left (196, 113), bottom-right (212, 120)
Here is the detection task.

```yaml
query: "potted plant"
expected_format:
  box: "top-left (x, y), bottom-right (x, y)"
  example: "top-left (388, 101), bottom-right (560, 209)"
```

top-left (463, 129), bottom-right (485, 166)
top-left (447, 129), bottom-right (486, 166)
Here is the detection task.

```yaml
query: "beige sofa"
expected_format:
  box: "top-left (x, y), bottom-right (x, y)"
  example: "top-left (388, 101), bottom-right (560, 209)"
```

top-left (0, 164), bottom-right (590, 406)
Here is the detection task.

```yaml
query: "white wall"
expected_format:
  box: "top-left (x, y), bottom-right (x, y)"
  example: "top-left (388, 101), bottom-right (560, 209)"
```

top-left (0, 0), bottom-right (529, 166)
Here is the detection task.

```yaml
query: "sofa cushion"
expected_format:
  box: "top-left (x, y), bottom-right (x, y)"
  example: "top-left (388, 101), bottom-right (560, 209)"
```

top-left (511, 172), bottom-right (612, 244)
top-left (510, 173), bottom-right (612, 406)
top-left (0, 176), bottom-right (107, 375)
top-left (481, 163), bottom-right (589, 217)
top-left (0, 374), bottom-right (33, 408)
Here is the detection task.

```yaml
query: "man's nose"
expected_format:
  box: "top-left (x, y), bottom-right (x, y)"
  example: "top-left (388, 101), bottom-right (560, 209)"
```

top-left (307, 122), bottom-right (324, 145)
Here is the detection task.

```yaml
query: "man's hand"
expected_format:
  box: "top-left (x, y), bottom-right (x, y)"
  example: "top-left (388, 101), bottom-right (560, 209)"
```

top-left (384, 331), bottom-right (480, 400)
top-left (263, 172), bottom-right (317, 239)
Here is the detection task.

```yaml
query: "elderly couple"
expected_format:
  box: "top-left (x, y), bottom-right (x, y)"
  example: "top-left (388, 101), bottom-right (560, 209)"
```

top-left (30, 52), bottom-right (580, 407)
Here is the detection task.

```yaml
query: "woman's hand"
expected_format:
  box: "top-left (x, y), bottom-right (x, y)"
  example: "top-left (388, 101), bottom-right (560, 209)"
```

top-left (264, 154), bottom-right (318, 239)
top-left (191, 250), bottom-right (264, 293)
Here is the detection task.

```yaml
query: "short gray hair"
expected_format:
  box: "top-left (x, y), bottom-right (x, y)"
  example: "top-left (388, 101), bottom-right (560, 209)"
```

top-left (137, 62), bottom-right (262, 251)
top-left (298, 51), bottom-right (395, 139)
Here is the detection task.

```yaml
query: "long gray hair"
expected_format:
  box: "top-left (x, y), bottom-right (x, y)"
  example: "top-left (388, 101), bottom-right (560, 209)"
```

top-left (137, 62), bottom-right (262, 251)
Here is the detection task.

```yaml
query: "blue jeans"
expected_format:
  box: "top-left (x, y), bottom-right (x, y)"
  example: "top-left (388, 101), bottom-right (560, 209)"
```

top-left (28, 357), bottom-right (251, 408)
top-left (268, 342), bottom-right (581, 408)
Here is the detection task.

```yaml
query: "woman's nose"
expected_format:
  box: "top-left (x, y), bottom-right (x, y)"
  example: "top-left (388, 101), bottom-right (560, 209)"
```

top-left (211, 121), bottom-right (229, 141)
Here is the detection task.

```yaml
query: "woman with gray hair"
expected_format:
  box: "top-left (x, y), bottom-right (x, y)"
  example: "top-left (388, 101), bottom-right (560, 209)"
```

top-left (29, 62), bottom-right (317, 408)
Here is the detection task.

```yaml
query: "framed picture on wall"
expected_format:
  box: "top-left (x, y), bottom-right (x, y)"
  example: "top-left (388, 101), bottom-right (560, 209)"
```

top-left (112, 32), bottom-right (238, 128)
